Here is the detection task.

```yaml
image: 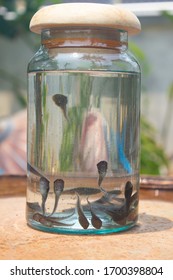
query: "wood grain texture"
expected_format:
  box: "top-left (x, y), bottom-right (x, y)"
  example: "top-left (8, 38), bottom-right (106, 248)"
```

top-left (30, 3), bottom-right (141, 35)
top-left (0, 175), bottom-right (26, 197)
top-left (0, 196), bottom-right (173, 260)
top-left (0, 175), bottom-right (173, 260)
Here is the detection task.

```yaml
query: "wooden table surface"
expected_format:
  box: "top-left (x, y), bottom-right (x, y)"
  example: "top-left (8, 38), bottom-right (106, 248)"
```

top-left (0, 175), bottom-right (173, 260)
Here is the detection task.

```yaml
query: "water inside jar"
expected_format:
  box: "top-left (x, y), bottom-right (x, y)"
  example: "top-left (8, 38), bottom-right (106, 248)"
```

top-left (26, 70), bottom-right (140, 234)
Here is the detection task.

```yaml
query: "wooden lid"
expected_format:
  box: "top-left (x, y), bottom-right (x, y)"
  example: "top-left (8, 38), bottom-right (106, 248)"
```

top-left (30, 3), bottom-right (141, 35)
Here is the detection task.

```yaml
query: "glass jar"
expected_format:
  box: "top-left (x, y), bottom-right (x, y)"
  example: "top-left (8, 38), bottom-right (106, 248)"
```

top-left (26, 4), bottom-right (141, 234)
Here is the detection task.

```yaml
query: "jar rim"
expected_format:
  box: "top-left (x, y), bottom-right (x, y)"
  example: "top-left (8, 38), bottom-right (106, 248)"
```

top-left (41, 27), bottom-right (128, 51)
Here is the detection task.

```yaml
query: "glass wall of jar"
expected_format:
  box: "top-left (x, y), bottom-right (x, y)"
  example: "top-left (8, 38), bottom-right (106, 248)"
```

top-left (27, 23), bottom-right (141, 234)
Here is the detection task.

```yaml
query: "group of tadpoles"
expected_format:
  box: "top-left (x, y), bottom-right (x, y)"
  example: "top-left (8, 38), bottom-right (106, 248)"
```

top-left (27, 93), bottom-right (139, 230)
top-left (28, 160), bottom-right (138, 230)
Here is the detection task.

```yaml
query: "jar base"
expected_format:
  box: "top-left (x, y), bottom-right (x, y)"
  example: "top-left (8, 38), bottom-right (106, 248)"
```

top-left (27, 219), bottom-right (138, 235)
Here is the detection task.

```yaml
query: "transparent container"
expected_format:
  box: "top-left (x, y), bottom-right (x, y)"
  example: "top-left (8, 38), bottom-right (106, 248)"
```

top-left (27, 25), bottom-right (141, 235)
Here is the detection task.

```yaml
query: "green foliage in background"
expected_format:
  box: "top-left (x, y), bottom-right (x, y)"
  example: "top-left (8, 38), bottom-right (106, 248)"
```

top-left (0, 0), bottom-right (61, 107)
top-left (129, 42), bottom-right (150, 77)
top-left (140, 117), bottom-right (169, 175)
top-left (129, 40), bottom-right (169, 174)
top-left (161, 83), bottom-right (173, 145)
top-left (0, 0), bottom-right (60, 39)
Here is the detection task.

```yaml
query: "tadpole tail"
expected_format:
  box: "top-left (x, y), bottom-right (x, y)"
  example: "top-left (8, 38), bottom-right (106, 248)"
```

top-left (47, 211), bottom-right (75, 221)
top-left (41, 199), bottom-right (46, 215)
top-left (39, 176), bottom-right (50, 215)
top-left (76, 193), bottom-right (89, 229)
top-left (33, 213), bottom-right (74, 227)
top-left (27, 163), bottom-right (49, 180)
top-left (49, 196), bottom-right (59, 217)
top-left (62, 106), bottom-right (69, 122)
top-left (98, 173), bottom-right (105, 187)
top-left (49, 178), bottom-right (64, 217)
top-left (27, 162), bottom-right (42, 177)
top-left (124, 181), bottom-right (133, 210)
top-left (104, 207), bottom-right (127, 225)
top-left (41, 192), bottom-right (49, 215)
top-left (97, 160), bottom-right (108, 193)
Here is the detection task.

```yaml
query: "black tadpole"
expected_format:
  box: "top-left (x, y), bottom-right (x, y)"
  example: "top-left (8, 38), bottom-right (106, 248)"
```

top-left (33, 213), bottom-right (74, 227)
top-left (124, 181), bottom-right (133, 210)
top-left (76, 193), bottom-right (89, 230)
top-left (97, 160), bottom-right (108, 186)
top-left (87, 198), bottom-right (102, 229)
top-left (52, 94), bottom-right (68, 121)
top-left (39, 176), bottom-right (50, 215)
top-left (49, 179), bottom-right (64, 216)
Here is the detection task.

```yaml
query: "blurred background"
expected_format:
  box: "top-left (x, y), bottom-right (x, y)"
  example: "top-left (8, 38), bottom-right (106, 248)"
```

top-left (0, 0), bottom-right (173, 176)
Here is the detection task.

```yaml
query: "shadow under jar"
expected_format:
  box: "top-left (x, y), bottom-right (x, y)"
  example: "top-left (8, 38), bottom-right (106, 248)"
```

top-left (27, 3), bottom-right (141, 234)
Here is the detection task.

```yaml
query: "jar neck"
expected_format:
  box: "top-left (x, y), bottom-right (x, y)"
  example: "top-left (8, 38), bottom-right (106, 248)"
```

top-left (41, 27), bottom-right (128, 51)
